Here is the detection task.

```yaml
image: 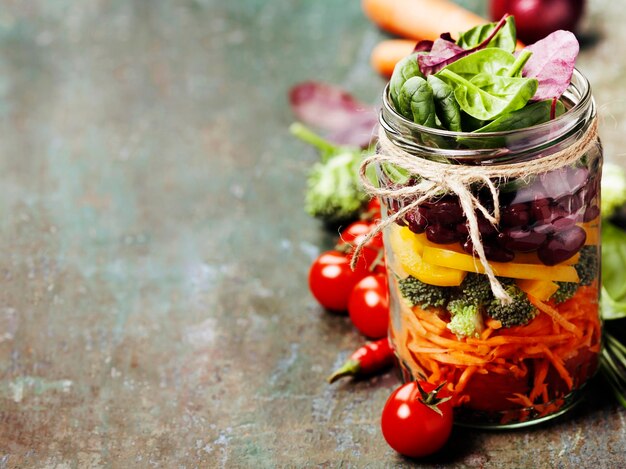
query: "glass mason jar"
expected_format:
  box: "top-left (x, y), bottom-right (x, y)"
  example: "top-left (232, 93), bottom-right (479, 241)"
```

top-left (379, 69), bottom-right (602, 428)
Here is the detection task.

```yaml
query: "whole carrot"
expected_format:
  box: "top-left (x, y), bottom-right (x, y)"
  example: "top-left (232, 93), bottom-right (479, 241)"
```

top-left (328, 338), bottom-right (395, 383)
top-left (371, 39), bottom-right (416, 77)
top-left (362, 0), bottom-right (486, 41)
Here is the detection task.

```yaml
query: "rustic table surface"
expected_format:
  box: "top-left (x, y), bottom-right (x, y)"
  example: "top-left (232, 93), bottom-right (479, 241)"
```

top-left (1, 1), bottom-right (625, 467)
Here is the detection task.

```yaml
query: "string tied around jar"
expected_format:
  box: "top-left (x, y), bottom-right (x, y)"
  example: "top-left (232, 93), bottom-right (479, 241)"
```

top-left (350, 118), bottom-right (599, 304)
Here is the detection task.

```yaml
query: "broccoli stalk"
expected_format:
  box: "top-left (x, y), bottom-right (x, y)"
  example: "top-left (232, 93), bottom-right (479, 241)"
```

top-left (444, 274), bottom-right (490, 339)
top-left (290, 123), bottom-right (370, 224)
top-left (447, 300), bottom-right (484, 339)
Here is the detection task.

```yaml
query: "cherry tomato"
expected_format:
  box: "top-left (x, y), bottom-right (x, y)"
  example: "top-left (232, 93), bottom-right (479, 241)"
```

top-left (338, 221), bottom-right (386, 274)
top-left (339, 221), bottom-right (384, 250)
top-left (348, 274), bottom-right (389, 339)
top-left (381, 381), bottom-right (453, 459)
top-left (365, 197), bottom-right (382, 221)
top-left (490, 0), bottom-right (585, 44)
top-left (308, 250), bottom-right (369, 312)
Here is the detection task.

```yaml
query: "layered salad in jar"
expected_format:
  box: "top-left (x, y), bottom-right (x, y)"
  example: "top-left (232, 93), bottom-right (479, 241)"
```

top-left (379, 15), bottom-right (601, 425)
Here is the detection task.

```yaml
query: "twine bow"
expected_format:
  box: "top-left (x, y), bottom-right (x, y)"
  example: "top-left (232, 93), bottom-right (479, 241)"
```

top-left (351, 118), bottom-right (599, 303)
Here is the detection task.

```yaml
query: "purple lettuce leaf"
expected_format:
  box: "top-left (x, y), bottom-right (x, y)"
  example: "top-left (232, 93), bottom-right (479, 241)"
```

top-left (288, 81), bottom-right (378, 148)
top-left (414, 40), bottom-right (433, 53)
top-left (418, 15), bottom-right (509, 76)
top-left (522, 30), bottom-right (579, 101)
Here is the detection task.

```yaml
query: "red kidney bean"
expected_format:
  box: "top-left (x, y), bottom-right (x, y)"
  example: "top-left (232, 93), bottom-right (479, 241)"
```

top-left (424, 197), bottom-right (464, 226)
top-left (501, 203), bottom-right (531, 227)
top-left (537, 226), bottom-right (587, 266)
top-left (557, 193), bottom-right (584, 216)
top-left (533, 222), bottom-right (556, 236)
top-left (531, 197), bottom-right (552, 223)
top-left (457, 213), bottom-right (497, 237)
top-left (566, 167), bottom-right (590, 193)
top-left (498, 227), bottom-right (547, 252)
top-left (426, 224), bottom-right (459, 244)
top-left (405, 210), bottom-right (427, 233)
top-left (583, 205), bottom-right (600, 222)
top-left (463, 238), bottom-right (515, 262)
top-left (551, 216), bottom-right (578, 231)
top-left (456, 222), bottom-right (469, 236)
top-left (539, 167), bottom-right (589, 201)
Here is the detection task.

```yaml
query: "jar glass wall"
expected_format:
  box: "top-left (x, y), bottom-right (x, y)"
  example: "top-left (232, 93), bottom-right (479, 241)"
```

top-left (379, 70), bottom-right (602, 428)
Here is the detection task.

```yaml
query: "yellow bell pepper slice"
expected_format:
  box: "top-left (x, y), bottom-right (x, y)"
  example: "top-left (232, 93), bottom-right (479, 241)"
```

top-left (422, 246), bottom-right (580, 283)
top-left (389, 226), bottom-right (466, 287)
top-left (516, 279), bottom-right (560, 301)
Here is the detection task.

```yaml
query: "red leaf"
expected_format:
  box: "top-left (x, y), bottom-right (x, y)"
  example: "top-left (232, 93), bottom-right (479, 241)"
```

top-left (522, 30), bottom-right (579, 101)
top-left (288, 81), bottom-right (377, 148)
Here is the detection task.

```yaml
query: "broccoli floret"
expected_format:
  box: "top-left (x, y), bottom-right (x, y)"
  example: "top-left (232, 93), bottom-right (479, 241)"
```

top-left (575, 246), bottom-right (599, 286)
top-left (486, 281), bottom-right (536, 327)
top-left (550, 246), bottom-right (598, 303)
top-left (305, 153), bottom-right (367, 223)
top-left (443, 274), bottom-right (490, 338)
top-left (552, 282), bottom-right (578, 304)
top-left (458, 273), bottom-right (493, 305)
top-left (398, 276), bottom-right (450, 309)
top-left (447, 300), bottom-right (485, 339)
top-left (290, 123), bottom-right (368, 224)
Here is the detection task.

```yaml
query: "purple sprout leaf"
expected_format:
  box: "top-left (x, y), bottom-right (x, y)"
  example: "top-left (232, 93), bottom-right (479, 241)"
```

top-left (414, 32), bottom-right (456, 53)
top-left (414, 40), bottom-right (434, 53)
top-left (522, 30), bottom-right (580, 101)
top-left (418, 36), bottom-right (465, 76)
top-left (418, 15), bottom-right (510, 76)
top-left (288, 81), bottom-right (378, 148)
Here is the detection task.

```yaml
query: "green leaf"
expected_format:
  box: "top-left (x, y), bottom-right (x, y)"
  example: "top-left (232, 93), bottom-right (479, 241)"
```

top-left (457, 100), bottom-right (565, 148)
top-left (390, 53), bottom-right (424, 112)
top-left (439, 48), bottom-right (517, 80)
top-left (289, 122), bottom-right (352, 163)
top-left (428, 75), bottom-right (462, 131)
top-left (381, 163), bottom-right (411, 185)
top-left (439, 69), bottom-right (537, 121)
top-left (457, 16), bottom-right (517, 53)
top-left (397, 76), bottom-right (437, 127)
top-left (601, 222), bottom-right (626, 320)
top-left (505, 50), bottom-right (533, 78)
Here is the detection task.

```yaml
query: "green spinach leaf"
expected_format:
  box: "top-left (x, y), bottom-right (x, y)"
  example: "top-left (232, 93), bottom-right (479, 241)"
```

top-left (427, 75), bottom-right (462, 131)
top-left (438, 48), bottom-right (516, 81)
top-left (397, 76), bottom-right (437, 127)
top-left (390, 53), bottom-right (424, 112)
top-left (457, 100), bottom-right (564, 148)
top-left (438, 69), bottom-right (537, 121)
top-left (457, 16), bottom-right (517, 53)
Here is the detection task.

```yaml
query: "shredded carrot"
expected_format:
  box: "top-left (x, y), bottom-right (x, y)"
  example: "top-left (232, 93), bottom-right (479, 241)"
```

top-left (455, 366), bottom-right (478, 394)
top-left (480, 327), bottom-right (494, 340)
top-left (540, 344), bottom-right (574, 390)
top-left (530, 359), bottom-right (549, 402)
top-left (413, 306), bottom-right (449, 330)
top-left (508, 393), bottom-right (534, 408)
top-left (528, 295), bottom-right (583, 338)
top-left (485, 318), bottom-right (502, 329)
top-left (393, 282), bottom-right (601, 421)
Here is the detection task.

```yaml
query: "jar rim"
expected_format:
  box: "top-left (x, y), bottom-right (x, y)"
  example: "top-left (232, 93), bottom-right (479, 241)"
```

top-left (379, 68), bottom-right (595, 161)
top-left (381, 68), bottom-right (592, 138)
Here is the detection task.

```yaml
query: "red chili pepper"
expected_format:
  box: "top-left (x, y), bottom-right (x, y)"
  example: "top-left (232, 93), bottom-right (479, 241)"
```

top-left (327, 338), bottom-right (395, 383)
